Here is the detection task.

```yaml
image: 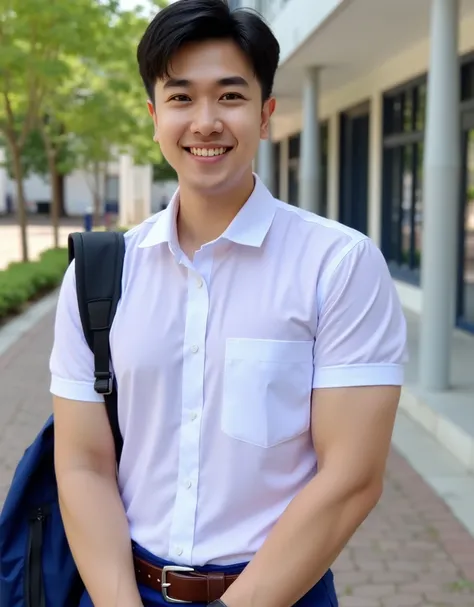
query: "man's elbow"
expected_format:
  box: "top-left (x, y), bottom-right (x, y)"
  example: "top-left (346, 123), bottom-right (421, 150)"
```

top-left (358, 476), bottom-right (384, 512)
top-left (332, 468), bottom-right (385, 517)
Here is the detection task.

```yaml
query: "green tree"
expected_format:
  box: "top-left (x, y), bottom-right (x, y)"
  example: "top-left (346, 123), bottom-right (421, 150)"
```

top-left (0, 0), bottom-right (109, 259)
top-left (67, 2), bottom-right (171, 225)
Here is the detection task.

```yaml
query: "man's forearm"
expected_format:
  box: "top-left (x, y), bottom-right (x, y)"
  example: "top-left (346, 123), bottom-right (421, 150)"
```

top-left (221, 470), bottom-right (382, 607)
top-left (58, 468), bottom-right (142, 607)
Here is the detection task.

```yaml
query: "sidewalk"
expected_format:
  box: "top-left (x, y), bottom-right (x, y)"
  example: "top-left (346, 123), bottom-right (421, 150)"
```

top-left (400, 309), bottom-right (474, 473)
top-left (1, 304), bottom-right (474, 606)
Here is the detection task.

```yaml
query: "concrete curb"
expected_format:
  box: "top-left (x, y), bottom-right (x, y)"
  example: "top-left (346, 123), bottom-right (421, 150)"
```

top-left (400, 388), bottom-right (474, 473)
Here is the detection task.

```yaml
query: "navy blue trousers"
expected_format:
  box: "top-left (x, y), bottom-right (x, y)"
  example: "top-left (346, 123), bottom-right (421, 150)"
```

top-left (79, 542), bottom-right (338, 606)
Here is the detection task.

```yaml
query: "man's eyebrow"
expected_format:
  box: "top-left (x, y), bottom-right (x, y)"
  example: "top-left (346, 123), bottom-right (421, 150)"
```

top-left (163, 78), bottom-right (191, 89)
top-left (162, 76), bottom-right (250, 89)
top-left (217, 76), bottom-right (249, 87)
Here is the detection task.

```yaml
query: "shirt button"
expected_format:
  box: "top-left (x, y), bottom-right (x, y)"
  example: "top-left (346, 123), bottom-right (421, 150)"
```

top-left (190, 412), bottom-right (197, 421)
top-left (185, 480), bottom-right (192, 489)
top-left (191, 345), bottom-right (199, 353)
top-left (176, 546), bottom-right (183, 556)
top-left (196, 278), bottom-right (203, 288)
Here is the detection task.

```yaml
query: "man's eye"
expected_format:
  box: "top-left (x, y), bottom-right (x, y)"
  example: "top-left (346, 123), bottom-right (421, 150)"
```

top-left (170, 95), bottom-right (190, 102)
top-left (221, 93), bottom-right (243, 101)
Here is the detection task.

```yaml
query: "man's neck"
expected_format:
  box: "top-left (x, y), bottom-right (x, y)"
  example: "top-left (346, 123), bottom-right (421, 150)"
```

top-left (176, 173), bottom-right (255, 259)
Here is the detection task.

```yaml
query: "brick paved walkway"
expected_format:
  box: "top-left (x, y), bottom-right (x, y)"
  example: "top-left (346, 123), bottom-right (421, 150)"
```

top-left (1, 310), bottom-right (474, 606)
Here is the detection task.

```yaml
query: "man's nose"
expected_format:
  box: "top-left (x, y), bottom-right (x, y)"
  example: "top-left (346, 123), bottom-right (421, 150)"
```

top-left (190, 103), bottom-right (223, 136)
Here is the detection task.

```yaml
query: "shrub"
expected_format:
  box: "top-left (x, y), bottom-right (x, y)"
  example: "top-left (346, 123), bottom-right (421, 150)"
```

top-left (0, 248), bottom-right (69, 320)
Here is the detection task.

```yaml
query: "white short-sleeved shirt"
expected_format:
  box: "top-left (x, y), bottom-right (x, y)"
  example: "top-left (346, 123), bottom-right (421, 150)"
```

top-left (50, 174), bottom-right (407, 566)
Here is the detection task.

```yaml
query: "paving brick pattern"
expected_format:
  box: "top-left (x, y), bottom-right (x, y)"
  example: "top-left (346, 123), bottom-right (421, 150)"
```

top-left (1, 311), bottom-right (474, 606)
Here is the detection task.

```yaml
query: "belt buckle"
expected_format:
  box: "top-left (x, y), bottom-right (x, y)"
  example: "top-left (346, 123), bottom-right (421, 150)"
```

top-left (161, 565), bottom-right (195, 603)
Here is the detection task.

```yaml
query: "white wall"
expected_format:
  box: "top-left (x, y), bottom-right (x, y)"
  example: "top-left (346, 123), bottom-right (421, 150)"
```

top-left (4, 160), bottom-right (177, 219)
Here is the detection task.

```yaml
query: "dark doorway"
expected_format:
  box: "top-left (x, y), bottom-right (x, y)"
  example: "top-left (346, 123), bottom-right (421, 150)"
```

top-left (339, 102), bottom-right (370, 234)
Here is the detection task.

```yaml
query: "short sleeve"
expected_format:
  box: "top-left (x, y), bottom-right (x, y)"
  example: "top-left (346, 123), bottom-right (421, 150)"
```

top-left (49, 261), bottom-right (104, 402)
top-left (312, 238), bottom-right (408, 388)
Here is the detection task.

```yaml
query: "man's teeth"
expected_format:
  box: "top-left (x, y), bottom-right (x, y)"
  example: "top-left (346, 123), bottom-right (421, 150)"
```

top-left (189, 147), bottom-right (227, 157)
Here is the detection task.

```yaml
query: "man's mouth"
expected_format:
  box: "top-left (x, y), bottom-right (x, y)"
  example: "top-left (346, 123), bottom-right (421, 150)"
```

top-left (184, 147), bottom-right (232, 157)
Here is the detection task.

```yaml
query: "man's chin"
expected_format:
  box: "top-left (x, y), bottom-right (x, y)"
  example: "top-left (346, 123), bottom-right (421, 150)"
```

top-left (182, 171), bottom-right (239, 196)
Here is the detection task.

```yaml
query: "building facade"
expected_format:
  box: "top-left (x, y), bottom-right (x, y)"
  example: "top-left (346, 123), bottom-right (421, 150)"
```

top-left (236, 0), bottom-right (474, 393)
top-left (0, 151), bottom-right (177, 219)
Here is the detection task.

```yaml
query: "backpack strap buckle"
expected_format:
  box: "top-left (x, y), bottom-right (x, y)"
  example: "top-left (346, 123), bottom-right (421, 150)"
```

top-left (94, 371), bottom-right (113, 395)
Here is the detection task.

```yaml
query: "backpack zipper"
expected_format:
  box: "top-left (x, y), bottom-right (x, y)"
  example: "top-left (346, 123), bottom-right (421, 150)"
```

top-left (25, 506), bottom-right (50, 607)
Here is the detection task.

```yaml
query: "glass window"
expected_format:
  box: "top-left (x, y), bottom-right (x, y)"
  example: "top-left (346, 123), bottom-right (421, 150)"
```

top-left (386, 147), bottom-right (402, 263)
top-left (289, 133), bottom-right (300, 159)
top-left (415, 83), bottom-right (426, 131)
top-left (460, 129), bottom-right (474, 326)
top-left (382, 80), bottom-right (425, 280)
top-left (288, 159), bottom-right (299, 206)
top-left (403, 91), bottom-right (414, 132)
top-left (273, 142), bottom-right (280, 199)
top-left (461, 61), bottom-right (474, 102)
top-left (384, 95), bottom-right (402, 135)
top-left (401, 145), bottom-right (413, 264)
top-left (414, 142), bottom-right (423, 268)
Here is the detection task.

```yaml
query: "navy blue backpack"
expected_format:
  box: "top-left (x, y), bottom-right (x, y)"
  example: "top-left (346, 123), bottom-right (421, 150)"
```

top-left (0, 231), bottom-right (125, 607)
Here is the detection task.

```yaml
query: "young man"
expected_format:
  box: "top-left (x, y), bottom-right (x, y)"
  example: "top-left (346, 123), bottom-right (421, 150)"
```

top-left (50, 0), bottom-right (407, 605)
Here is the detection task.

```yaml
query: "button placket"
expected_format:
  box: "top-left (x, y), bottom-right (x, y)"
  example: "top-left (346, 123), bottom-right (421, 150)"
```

top-left (167, 255), bottom-right (212, 563)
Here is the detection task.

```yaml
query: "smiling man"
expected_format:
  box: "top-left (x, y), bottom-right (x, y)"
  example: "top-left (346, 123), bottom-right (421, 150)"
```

top-left (49, 1), bottom-right (407, 606)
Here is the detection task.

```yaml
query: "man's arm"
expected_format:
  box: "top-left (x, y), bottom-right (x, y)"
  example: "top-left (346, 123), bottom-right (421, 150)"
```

top-left (50, 262), bottom-right (141, 607)
top-left (220, 384), bottom-right (400, 607)
top-left (221, 237), bottom-right (407, 607)
top-left (54, 396), bottom-right (142, 607)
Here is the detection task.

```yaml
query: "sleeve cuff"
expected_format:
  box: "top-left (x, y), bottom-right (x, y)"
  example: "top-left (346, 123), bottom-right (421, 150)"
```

top-left (313, 363), bottom-right (404, 388)
top-left (50, 375), bottom-right (104, 402)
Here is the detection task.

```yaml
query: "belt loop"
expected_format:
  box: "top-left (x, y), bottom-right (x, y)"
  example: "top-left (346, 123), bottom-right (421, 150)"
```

top-left (207, 573), bottom-right (226, 602)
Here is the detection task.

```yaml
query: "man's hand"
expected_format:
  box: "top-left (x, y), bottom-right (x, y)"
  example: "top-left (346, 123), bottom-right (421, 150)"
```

top-left (220, 384), bottom-right (400, 607)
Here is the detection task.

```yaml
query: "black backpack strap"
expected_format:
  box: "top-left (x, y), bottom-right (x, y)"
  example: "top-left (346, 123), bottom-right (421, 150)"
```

top-left (67, 230), bottom-right (125, 462)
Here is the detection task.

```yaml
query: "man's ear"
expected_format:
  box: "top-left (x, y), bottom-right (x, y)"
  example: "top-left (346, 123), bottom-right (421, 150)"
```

top-left (260, 97), bottom-right (276, 140)
top-left (147, 100), bottom-right (159, 143)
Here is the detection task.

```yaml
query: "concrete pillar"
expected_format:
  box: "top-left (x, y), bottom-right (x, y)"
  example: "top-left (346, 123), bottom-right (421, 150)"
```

top-left (419, 0), bottom-right (460, 391)
top-left (0, 148), bottom-right (7, 214)
top-left (299, 67), bottom-right (321, 213)
top-left (258, 124), bottom-right (274, 193)
top-left (279, 138), bottom-right (289, 202)
top-left (132, 164), bottom-right (152, 223)
top-left (327, 113), bottom-right (339, 221)
top-left (368, 92), bottom-right (383, 247)
top-left (119, 154), bottom-right (134, 227)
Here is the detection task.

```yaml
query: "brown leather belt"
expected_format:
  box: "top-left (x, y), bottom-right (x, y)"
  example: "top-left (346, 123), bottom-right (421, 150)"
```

top-left (134, 555), bottom-right (240, 603)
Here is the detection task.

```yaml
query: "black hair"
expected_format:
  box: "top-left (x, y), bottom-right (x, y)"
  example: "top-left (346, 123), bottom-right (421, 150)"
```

top-left (136, 0), bottom-right (280, 103)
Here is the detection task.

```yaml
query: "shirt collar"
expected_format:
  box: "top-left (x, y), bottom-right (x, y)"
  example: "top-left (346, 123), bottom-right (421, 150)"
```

top-left (138, 174), bottom-right (276, 251)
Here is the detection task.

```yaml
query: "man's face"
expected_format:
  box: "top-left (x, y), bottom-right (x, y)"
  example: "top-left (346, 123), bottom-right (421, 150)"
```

top-left (149, 39), bottom-right (275, 195)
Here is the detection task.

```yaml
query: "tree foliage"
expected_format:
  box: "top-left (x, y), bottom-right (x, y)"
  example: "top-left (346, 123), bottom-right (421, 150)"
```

top-left (0, 0), bottom-right (173, 259)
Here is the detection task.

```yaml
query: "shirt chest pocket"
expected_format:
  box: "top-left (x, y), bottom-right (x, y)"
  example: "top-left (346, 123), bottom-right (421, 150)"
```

top-left (221, 338), bottom-right (314, 448)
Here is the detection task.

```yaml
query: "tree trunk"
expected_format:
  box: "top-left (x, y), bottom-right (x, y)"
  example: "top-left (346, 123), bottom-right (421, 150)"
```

top-left (9, 142), bottom-right (29, 262)
top-left (49, 156), bottom-right (60, 249)
top-left (58, 172), bottom-right (66, 217)
top-left (93, 162), bottom-right (101, 227)
top-left (41, 128), bottom-right (60, 248)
